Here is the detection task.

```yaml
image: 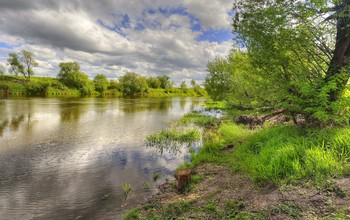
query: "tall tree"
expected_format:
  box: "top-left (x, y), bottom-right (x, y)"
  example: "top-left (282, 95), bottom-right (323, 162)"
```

top-left (157, 75), bottom-right (172, 89)
top-left (57, 62), bottom-right (80, 80)
top-left (324, 1), bottom-right (350, 102)
top-left (180, 80), bottom-right (187, 90)
top-left (119, 72), bottom-right (148, 95)
top-left (190, 79), bottom-right (196, 88)
top-left (147, 76), bottom-right (161, 89)
top-left (232, 0), bottom-right (350, 124)
top-left (7, 50), bottom-right (38, 82)
top-left (57, 62), bottom-right (94, 96)
top-left (0, 64), bottom-right (5, 76)
top-left (93, 74), bottom-right (109, 94)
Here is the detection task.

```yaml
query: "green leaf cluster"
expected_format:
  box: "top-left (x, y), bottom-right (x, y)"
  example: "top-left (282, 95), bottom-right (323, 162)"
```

top-left (205, 0), bottom-right (350, 125)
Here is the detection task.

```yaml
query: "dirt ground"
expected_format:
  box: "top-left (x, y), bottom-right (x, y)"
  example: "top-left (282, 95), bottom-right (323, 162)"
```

top-left (136, 163), bottom-right (350, 219)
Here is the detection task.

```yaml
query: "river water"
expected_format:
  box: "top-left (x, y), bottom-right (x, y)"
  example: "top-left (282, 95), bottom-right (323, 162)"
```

top-left (0, 97), bottom-right (205, 219)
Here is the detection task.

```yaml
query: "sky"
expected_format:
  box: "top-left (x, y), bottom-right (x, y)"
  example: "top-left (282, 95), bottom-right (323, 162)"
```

top-left (0, 0), bottom-right (234, 84)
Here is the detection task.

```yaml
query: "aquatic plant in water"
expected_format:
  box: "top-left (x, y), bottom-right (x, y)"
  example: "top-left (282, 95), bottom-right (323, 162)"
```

top-left (122, 182), bottom-right (133, 199)
top-left (145, 128), bottom-right (201, 155)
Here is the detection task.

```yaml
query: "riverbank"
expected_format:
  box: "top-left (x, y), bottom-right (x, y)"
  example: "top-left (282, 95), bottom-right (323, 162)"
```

top-left (122, 107), bottom-right (350, 219)
top-left (0, 75), bottom-right (206, 98)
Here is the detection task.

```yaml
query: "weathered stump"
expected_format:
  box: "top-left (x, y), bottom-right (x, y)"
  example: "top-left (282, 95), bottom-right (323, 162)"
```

top-left (174, 169), bottom-right (191, 191)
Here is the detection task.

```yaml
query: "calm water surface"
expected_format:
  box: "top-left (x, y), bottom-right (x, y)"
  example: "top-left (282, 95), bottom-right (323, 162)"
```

top-left (0, 97), bottom-right (205, 219)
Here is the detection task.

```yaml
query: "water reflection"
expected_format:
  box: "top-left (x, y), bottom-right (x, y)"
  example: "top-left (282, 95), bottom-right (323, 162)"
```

top-left (59, 100), bottom-right (87, 122)
top-left (119, 98), bottom-right (173, 113)
top-left (0, 97), bottom-right (205, 219)
top-left (0, 120), bottom-right (8, 136)
top-left (10, 115), bottom-right (25, 131)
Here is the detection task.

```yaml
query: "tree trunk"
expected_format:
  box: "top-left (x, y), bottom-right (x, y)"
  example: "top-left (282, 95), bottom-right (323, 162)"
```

top-left (324, 1), bottom-right (350, 102)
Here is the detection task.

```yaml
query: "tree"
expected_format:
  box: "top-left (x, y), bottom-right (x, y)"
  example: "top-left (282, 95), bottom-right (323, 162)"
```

top-left (7, 50), bottom-right (38, 81)
top-left (205, 51), bottom-right (262, 109)
top-left (93, 74), bottom-right (109, 94)
top-left (108, 79), bottom-right (121, 91)
top-left (57, 62), bottom-right (94, 96)
top-left (147, 76), bottom-right (161, 89)
top-left (57, 62), bottom-right (80, 80)
top-left (119, 72), bottom-right (148, 96)
top-left (180, 80), bottom-right (187, 90)
top-left (157, 75), bottom-right (173, 89)
top-left (231, 0), bottom-right (350, 124)
top-left (0, 64), bottom-right (5, 79)
top-left (190, 79), bottom-right (196, 88)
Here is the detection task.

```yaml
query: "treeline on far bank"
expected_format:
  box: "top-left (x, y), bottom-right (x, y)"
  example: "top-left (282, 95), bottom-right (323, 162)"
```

top-left (0, 57), bottom-right (206, 98)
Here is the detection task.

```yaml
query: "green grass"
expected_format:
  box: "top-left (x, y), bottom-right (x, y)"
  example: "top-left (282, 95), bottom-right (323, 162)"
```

top-left (123, 111), bottom-right (350, 219)
top-left (122, 182), bottom-right (133, 199)
top-left (122, 208), bottom-right (141, 220)
top-left (231, 125), bottom-right (350, 185)
top-left (0, 75), bottom-right (207, 98)
top-left (0, 75), bottom-right (81, 97)
top-left (146, 88), bottom-right (206, 97)
top-left (176, 111), bottom-right (350, 185)
top-left (145, 128), bottom-right (201, 155)
top-left (204, 100), bottom-right (227, 110)
top-left (177, 111), bottom-right (219, 128)
top-left (271, 201), bottom-right (303, 218)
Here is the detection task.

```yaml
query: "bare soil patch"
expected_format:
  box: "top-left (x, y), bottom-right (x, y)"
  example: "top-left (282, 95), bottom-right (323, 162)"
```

top-left (137, 163), bottom-right (350, 219)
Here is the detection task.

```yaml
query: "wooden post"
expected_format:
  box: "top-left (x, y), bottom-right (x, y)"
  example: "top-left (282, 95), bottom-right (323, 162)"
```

top-left (174, 169), bottom-right (191, 191)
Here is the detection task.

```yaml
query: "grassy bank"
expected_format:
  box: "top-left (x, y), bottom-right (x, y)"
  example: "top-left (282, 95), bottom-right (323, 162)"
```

top-left (147, 88), bottom-right (206, 97)
top-left (0, 75), bottom-right (81, 97)
top-left (0, 75), bottom-right (206, 98)
top-left (122, 104), bottom-right (350, 219)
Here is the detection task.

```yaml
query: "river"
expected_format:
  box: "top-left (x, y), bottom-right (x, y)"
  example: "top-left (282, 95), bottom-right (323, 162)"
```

top-left (0, 97), bottom-right (205, 219)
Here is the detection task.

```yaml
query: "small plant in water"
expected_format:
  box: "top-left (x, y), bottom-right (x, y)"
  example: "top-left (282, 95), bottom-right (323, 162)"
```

top-left (145, 128), bottom-right (201, 155)
top-left (143, 181), bottom-right (150, 191)
top-left (101, 193), bottom-right (110, 201)
top-left (122, 182), bottom-right (133, 199)
top-left (153, 172), bottom-right (160, 181)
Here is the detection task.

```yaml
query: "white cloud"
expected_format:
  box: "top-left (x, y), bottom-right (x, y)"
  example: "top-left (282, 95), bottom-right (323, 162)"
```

top-left (0, 0), bottom-right (233, 82)
top-left (183, 0), bottom-right (233, 29)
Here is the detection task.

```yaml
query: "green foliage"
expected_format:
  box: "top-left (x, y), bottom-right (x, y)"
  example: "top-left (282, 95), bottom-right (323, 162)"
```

top-left (25, 81), bottom-right (50, 96)
top-left (93, 73), bottom-right (109, 95)
top-left (271, 201), bottom-right (303, 219)
top-left (122, 182), bottom-right (133, 199)
top-left (146, 128), bottom-right (201, 155)
top-left (163, 200), bottom-right (193, 217)
top-left (146, 88), bottom-right (200, 97)
top-left (152, 172), bottom-right (160, 181)
top-left (180, 80), bottom-right (187, 90)
top-left (205, 51), bottom-right (263, 109)
top-left (0, 78), bottom-right (26, 96)
top-left (204, 100), bottom-right (227, 110)
top-left (218, 122), bottom-right (251, 145)
top-left (57, 62), bottom-right (80, 79)
top-left (190, 79), bottom-right (196, 88)
top-left (57, 62), bottom-right (94, 96)
top-left (108, 79), bottom-right (121, 90)
top-left (146, 76), bottom-right (161, 89)
top-left (203, 0), bottom-right (350, 125)
top-left (122, 208), bottom-right (141, 220)
top-left (178, 112), bottom-right (218, 128)
top-left (232, 125), bottom-right (350, 184)
top-left (202, 200), bottom-right (249, 219)
top-left (143, 181), bottom-right (150, 191)
top-left (193, 85), bottom-right (207, 97)
top-left (0, 76), bottom-right (79, 97)
top-left (7, 50), bottom-right (38, 81)
top-left (119, 72), bottom-right (148, 96)
top-left (157, 75), bottom-right (172, 89)
top-left (0, 64), bottom-right (5, 78)
top-left (181, 111), bottom-right (350, 185)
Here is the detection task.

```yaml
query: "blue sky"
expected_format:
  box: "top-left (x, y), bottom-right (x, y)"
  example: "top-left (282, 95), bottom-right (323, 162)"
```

top-left (0, 0), bottom-right (233, 84)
